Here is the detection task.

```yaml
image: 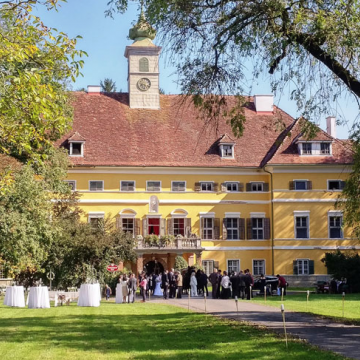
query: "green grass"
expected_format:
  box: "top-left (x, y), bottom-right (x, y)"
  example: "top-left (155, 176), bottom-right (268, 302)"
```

top-left (0, 300), bottom-right (346, 360)
top-left (251, 293), bottom-right (360, 322)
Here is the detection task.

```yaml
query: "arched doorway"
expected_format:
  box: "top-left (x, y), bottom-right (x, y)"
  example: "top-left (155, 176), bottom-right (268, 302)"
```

top-left (145, 260), bottom-right (164, 275)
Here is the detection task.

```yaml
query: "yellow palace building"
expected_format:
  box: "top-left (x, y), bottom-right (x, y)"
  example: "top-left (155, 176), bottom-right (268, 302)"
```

top-left (58, 15), bottom-right (355, 285)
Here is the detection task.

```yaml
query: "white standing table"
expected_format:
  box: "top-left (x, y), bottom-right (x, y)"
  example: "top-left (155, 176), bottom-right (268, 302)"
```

top-left (27, 286), bottom-right (50, 309)
top-left (3, 286), bottom-right (25, 307)
top-left (77, 284), bottom-right (101, 307)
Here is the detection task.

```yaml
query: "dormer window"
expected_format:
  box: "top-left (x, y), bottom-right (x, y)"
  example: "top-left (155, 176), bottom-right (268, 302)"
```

top-left (320, 143), bottom-right (330, 154)
top-left (298, 141), bottom-right (332, 156)
top-left (222, 145), bottom-right (234, 158)
top-left (302, 143), bottom-right (312, 154)
top-left (69, 142), bottom-right (83, 156)
top-left (218, 134), bottom-right (235, 159)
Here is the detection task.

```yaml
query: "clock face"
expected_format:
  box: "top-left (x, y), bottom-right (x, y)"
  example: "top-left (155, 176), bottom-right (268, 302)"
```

top-left (137, 78), bottom-right (151, 92)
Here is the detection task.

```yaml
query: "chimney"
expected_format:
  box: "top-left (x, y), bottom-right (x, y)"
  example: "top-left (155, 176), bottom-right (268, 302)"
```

top-left (253, 95), bottom-right (274, 113)
top-left (87, 85), bottom-right (101, 95)
top-left (326, 116), bottom-right (336, 138)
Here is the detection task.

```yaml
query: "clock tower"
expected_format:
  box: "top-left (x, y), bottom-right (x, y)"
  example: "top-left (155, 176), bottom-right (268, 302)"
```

top-left (124, 10), bottom-right (162, 109)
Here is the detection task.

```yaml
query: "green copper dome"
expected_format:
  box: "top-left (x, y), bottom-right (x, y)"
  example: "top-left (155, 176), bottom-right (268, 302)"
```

top-left (129, 9), bottom-right (156, 41)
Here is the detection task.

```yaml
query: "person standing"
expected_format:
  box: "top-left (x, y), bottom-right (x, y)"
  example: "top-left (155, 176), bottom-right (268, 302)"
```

top-left (239, 271), bottom-right (246, 299)
top-left (176, 271), bottom-right (183, 298)
top-left (190, 272), bottom-right (197, 297)
top-left (277, 274), bottom-right (287, 295)
top-left (153, 273), bottom-right (163, 296)
top-left (209, 268), bottom-right (219, 299)
top-left (221, 271), bottom-right (231, 299)
top-left (217, 270), bottom-right (223, 299)
top-left (140, 275), bottom-right (147, 302)
top-left (200, 270), bottom-right (209, 297)
top-left (230, 271), bottom-right (239, 299)
top-left (128, 273), bottom-right (137, 303)
top-left (105, 284), bottom-right (112, 301)
top-left (168, 268), bottom-right (176, 298)
top-left (244, 269), bottom-right (252, 300)
top-left (162, 270), bottom-right (169, 299)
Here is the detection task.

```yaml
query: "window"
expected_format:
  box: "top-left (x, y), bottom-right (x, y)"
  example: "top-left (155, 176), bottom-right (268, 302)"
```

top-left (148, 218), bottom-right (160, 235)
top-left (121, 181), bottom-right (135, 191)
top-left (202, 260), bottom-right (214, 276)
top-left (202, 218), bottom-right (213, 239)
top-left (302, 143), bottom-right (312, 154)
top-left (139, 57), bottom-right (149, 72)
top-left (297, 259), bottom-right (309, 275)
top-left (89, 214), bottom-right (104, 229)
top-left (251, 182), bottom-right (263, 192)
top-left (329, 216), bottom-right (343, 238)
top-left (226, 182), bottom-right (238, 192)
top-left (65, 180), bottom-right (76, 191)
top-left (225, 218), bottom-right (239, 240)
top-left (252, 218), bottom-right (264, 240)
top-left (221, 144), bottom-right (234, 158)
top-left (328, 180), bottom-right (345, 191)
top-left (89, 181), bottom-right (103, 191)
top-left (253, 260), bottom-right (265, 276)
top-left (201, 182), bottom-right (213, 192)
top-left (122, 218), bottom-right (134, 236)
top-left (290, 180), bottom-right (312, 190)
top-left (295, 216), bottom-right (309, 238)
top-left (172, 181), bottom-right (186, 192)
top-left (173, 218), bottom-right (185, 236)
top-left (321, 143), bottom-right (330, 154)
top-left (227, 260), bottom-right (240, 274)
top-left (69, 142), bottom-right (84, 156)
top-left (147, 181), bottom-right (161, 192)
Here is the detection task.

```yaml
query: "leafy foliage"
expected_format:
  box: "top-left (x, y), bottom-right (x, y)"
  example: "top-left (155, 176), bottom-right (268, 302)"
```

top-left (100, 78), bottom-right (117, 92)
top-left (322, 250), bottom-right (360, 292)
top-left (174, 255), bottom-right (188, 270)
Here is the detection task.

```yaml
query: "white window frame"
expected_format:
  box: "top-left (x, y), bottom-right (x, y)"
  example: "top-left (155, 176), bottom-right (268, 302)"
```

top-left (171, 181), bottom-right (186, 192)
top-left (173, 218), bottom-right (186, 236)
top-left (252, 259), bottom-right (266, 276)
top-left (225, 217), bottom-right (239, 240)
top-left (200, 181), bottom-right (214, 192)
top-left (220, 144), bottom-right (234, 158)
top-left (293, 179), bottom-right (308, 191)
top-left (200, 212), bottom-right (215, 240)
top-left (225, 182), bottom-right (239, 192)
top-left (302, 143), bottom-right (312, 154)
top-left (88, 212), bottom-right (105, 226)
top-left (327, 180), bottom-right (343, 191)
top-left (251, 218), bottom-right (265, 240)
top-left (250, 181), bottom-right (264, 192)
top-left (320, 142), bottom-right (331, 154)
top-left (64, 180), bottom-right (76, 191)
top-left (69, 141), bottom-right (84, 157)
top-left (120, 180), bottom-right (136, 192)
top-left (146, 180), bottom-right (161, 192)
top-left (328, 211), bottom-right (343, 239)
top-left (202, 260), bottom-right (214, 276)
top-left (298, 141), bottom-right (332, 156)
top-left (227, 259), bottom-right (240, 274)
top-left (296, 258), bottom-right (310, 275)
top-left (89, 180), bottom-right (104, 192)
top-left (122, 217), bottom-right (135, 236)
top-left (294, 211), bottom-right (310, 239)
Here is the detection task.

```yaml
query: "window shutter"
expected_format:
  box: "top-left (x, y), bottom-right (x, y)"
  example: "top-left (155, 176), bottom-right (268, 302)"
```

top-left (221, 183), bottom-right (227, 192)
top-left (293, 260), bottom-right (298, 275)
top-left (167, 218), bottom-right (174, 235)
top-left (263, 183), bottom-right (269, 192)
top-left (246, 183), bottom-right (252, 192)
top-left (309, 260), bottom-right (315, 275)
top-left (213, 183), bottom-right (219, 192)
top-left (264, 218), bottom-right (270, 240)
top-left (195, 182), bottom-right (201, 192)
top-left (306, 181), bottom-right (312, 190)
top-left (239, 218), bottom-right (245, 240)
top-left (142, 218), bottom-right (148, 237)
top-left (116, 217), bottom-right (122, 231)
top-left (340, 181), bottom-right (346, 190)
top-left (289, 181), bottom-right (295, 190)
top-left (246, 218), bottom-right (252, 239)
top-left (185, 218), bottom-right (191, 237)
top-left (160, 218), bottom-right (166, 236)
top-left (214, 261), bottom-right (220, 270)
top-left (135, 218), bottom-right (140, 236)
top-left (214, 218), bottom-right (220, 239)
top-left (238, 183), bottom-right (244, 192)
top-left (222, 218), bottom-right (227, 240)
top-left (201, 217), bottom-right (204, 239)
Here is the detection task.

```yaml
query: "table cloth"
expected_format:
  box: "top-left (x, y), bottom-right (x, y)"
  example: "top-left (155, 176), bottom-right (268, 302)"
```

top-left (27, 286), bottom-right (50, 309)
top-left (3, 286), bottom-right (25, 307)
top-left (77, 283), bottom-right (101, 307)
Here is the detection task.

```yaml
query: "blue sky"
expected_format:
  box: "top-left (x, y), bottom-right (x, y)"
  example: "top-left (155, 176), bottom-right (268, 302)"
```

top-left (34, 0), bottom-right (358, 139)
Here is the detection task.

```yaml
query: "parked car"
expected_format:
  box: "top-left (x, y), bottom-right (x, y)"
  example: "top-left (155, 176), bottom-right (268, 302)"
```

top-left (253, 276), bottom-right (279, 294)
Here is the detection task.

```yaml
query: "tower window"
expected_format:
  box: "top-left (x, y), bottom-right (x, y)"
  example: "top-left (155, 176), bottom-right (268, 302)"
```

top-left (139, 57), bottom-right (149, 72)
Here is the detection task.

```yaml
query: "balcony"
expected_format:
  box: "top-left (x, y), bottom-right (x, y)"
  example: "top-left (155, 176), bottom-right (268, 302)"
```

top-left (135, 235), bottom-right (204, 253)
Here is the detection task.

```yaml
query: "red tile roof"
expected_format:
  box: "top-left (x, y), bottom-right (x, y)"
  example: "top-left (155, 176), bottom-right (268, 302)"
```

top-left (58, 93), bottom-right (352, 168)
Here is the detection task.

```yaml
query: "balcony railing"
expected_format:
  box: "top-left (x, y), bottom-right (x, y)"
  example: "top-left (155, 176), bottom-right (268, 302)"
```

top-left (135, 237), bottom-right (202, 250)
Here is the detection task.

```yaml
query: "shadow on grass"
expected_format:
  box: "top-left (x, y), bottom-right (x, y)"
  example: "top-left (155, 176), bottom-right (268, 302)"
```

top-left (0, 303), bottom-right (343, 360)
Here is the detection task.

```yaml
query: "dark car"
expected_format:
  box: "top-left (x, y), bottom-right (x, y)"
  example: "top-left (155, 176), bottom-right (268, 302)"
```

top-left (253, 276), bottom-right (279, 294)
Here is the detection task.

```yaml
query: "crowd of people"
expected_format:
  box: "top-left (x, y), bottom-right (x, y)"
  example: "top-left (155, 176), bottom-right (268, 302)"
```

top-left (105, 267), bottom-right (287, 302)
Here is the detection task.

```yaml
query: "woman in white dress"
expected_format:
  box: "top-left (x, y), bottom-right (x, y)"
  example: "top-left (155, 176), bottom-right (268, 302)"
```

top-left (153, 273), bottom-right (163, 296)
top-left (121, 275), bottom-right (128, 303)
top-left (190, 272), bottom-right (197, 297)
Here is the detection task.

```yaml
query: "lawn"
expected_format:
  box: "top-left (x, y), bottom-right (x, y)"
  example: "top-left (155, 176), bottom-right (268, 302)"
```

top-left (251, 292), bottom-right (360, 322)
top-left (0, 301), bottom-right (347, 360)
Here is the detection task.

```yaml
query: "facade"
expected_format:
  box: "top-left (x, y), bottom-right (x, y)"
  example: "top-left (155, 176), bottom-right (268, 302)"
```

top-left (59, 14), bottom-right (356, 283)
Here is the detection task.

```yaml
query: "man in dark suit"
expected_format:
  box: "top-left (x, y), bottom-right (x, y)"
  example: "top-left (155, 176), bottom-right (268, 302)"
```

top-left (209, 268), bottom-right (219, 299)
top-left (162, 270), bottom-right (169, 299)
top-left (168, 268), bottom-right (176, 298)
top-left (128, 273), bottom-right (137, 303)
top-left (230, 272), bottom-right (240, 299)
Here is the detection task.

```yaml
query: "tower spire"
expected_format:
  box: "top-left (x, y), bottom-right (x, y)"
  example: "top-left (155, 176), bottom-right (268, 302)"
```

top-left (129, 1), bottom-right (156, 42)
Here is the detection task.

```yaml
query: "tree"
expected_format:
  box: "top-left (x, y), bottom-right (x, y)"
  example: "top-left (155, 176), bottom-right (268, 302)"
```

top-left (100, 78), bottom-right (117, 92)
top-left (0, 4), bottom-right (85, 165)
top-left (107, 0), bottom-right (360, 133)
top-left (174, 255), bottom-right (188, 271)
